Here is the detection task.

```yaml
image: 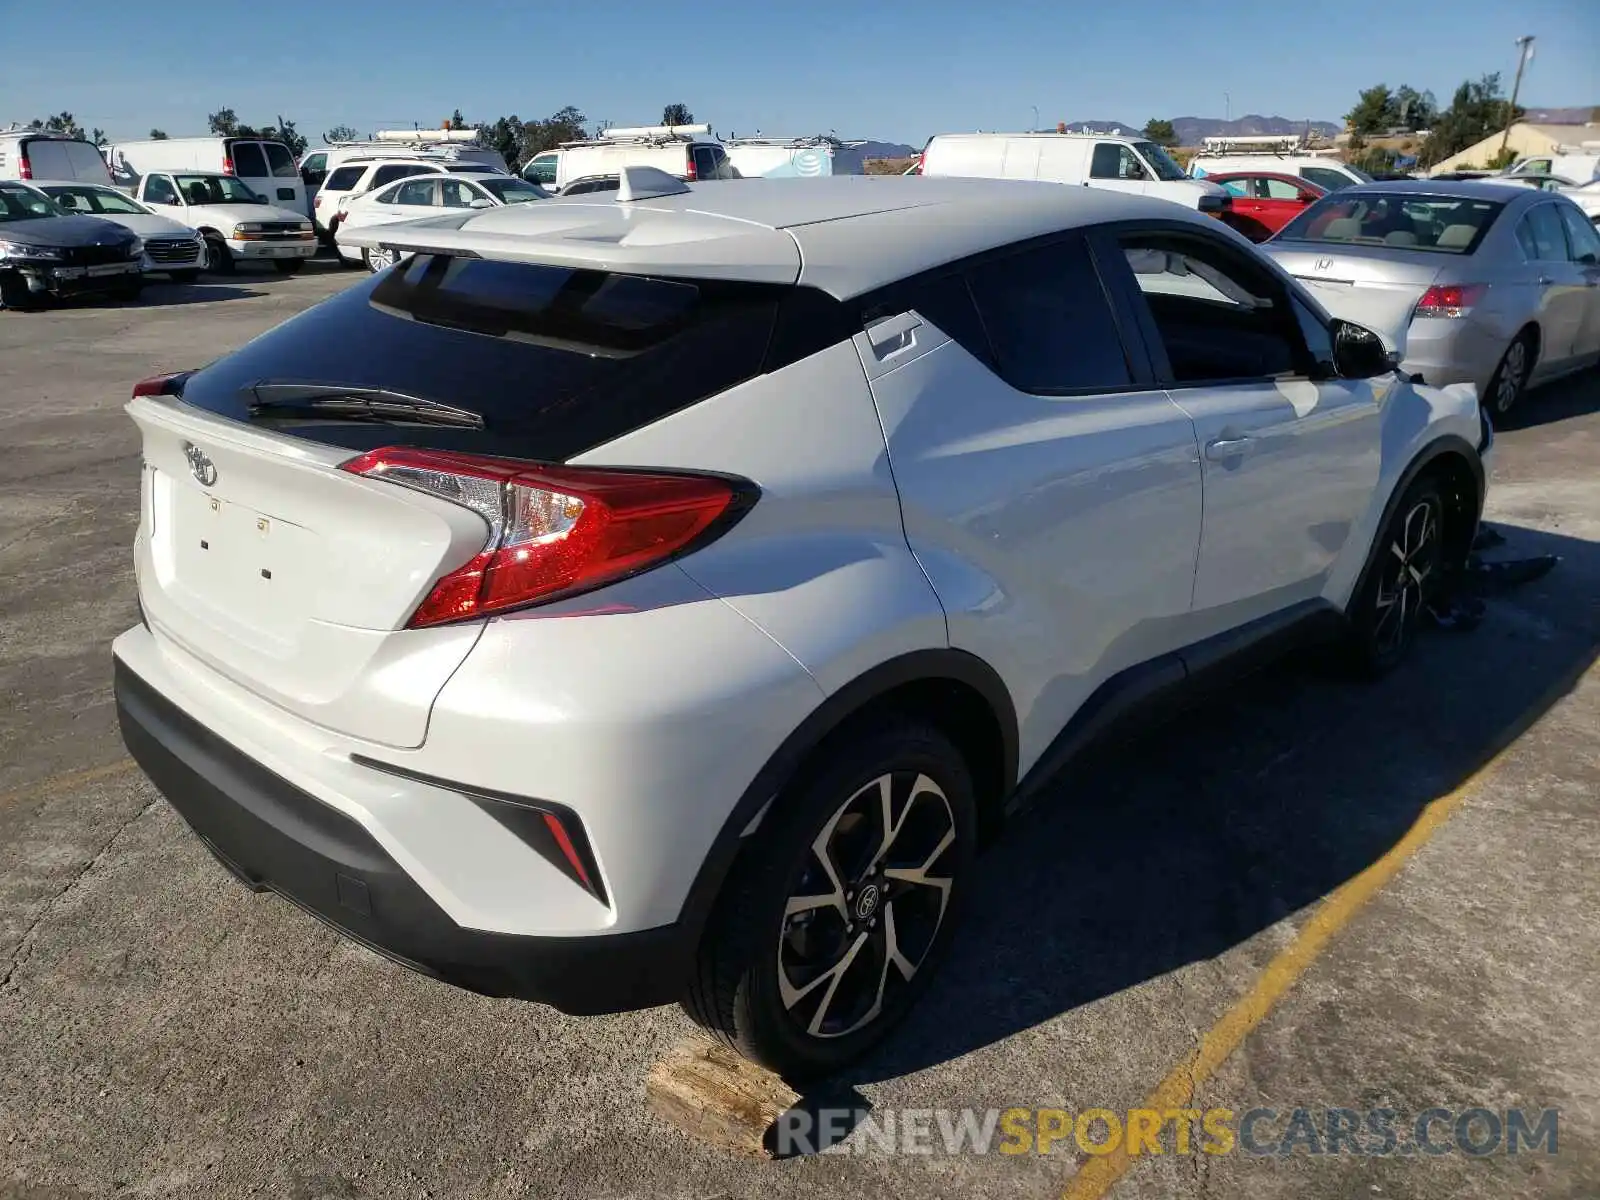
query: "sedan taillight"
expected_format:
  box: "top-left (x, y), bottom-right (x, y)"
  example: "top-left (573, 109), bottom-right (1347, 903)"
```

top-left (1414, 283), bottom-right (1487, 319)
top-left (340, 447), bottom-right (752, 627)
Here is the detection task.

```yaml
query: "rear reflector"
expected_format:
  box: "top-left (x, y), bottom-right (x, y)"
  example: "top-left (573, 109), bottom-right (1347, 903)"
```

top-left (340, 447), bottom-right (753, 626)
top-left (1414, 283), bottom-right (1487, 319)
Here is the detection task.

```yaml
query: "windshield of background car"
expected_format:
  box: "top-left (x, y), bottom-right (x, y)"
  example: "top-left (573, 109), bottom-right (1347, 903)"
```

top-left (173, 175), bottom-right (262, 204)
top-left (479, 177), bottom-right (545, 203)
top-left (1276, 192), bottom-right (1505, 254)
top-left (1135, 142), bottom-right (1188, 182)
top-left (264, 143), bottom-right (298, 177)
top-left (43, 185), bottom-right (146, 216)
top-left (0, 184), bottom-right (64, 222)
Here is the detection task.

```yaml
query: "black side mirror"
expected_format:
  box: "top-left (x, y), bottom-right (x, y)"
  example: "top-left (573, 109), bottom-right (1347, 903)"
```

top-left (1331, 319), bottom-right (1398, 379)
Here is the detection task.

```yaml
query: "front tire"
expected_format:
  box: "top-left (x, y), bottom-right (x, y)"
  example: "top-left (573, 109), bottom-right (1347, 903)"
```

top-left (1485, 331), bottom-right (1534, 416)
top-left (204, 237), bottom-right (234, 275)
top-left (683, 718), bottom-right (976, 1080)
top-left (1343, 476), bottom-right (1445, 677)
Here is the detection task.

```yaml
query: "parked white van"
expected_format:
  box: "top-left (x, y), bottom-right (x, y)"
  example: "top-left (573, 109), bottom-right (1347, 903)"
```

top-left (723, 135), bottom-right (868, 178)
top-left (0, 129), bottom-right (112, 184)
top-left (520, 124), bottom-right (733, 190)
top-left (919, 132), bottom-right (1228, 212)
top-left (1504, 144), bottom-right (1600, 185)
top-left (106, 137), bottom-right (306, 215)
top-left (1188, 136), bottom-right (1370, 192)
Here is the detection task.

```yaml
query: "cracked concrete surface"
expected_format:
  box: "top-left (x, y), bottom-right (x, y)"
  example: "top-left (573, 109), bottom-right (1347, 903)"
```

top-left (1, 269), bottom-right (1598, 1198)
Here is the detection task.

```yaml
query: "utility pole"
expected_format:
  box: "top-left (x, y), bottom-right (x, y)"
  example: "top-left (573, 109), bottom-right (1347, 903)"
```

top-left (1031, 105), bottom-right (1039, 133)
top-left (1224, 93), bottom-right (1231, 123)
top-left (1500, 35), bottom-right (1535, 157)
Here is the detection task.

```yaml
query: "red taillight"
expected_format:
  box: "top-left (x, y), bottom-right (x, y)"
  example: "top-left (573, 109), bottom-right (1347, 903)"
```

top-left (18, 146), bottom-right (32, 179)
top-left (1415, 283), bottom-right (1487, 319)
top-left (221, 155), bottom-right (235, 175)
top-left (684, 159), bottom-right (698, 181)
top-left (340, 447), bottom-right (750, 627)
top-left (131, 372), bottom-right (191, 398)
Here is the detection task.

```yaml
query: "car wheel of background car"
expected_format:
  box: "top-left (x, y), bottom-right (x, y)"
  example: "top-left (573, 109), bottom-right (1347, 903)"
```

top-left (1342, 476), bottom-right (1446, 678)
top-left (0, 272), bottom-right (38, 311)
top-left (682, 716), bottom-right (977, 1080)
top-left (1486, 330), bottom-right (1535, 416)
top-left (169, 270), bottom-right (202, 285)
top-left (204, 237), bottom-right (234, 275)
top-left (363, 246), bottom-right (399, 273)
top-left (273, 259), bottom-right (305, 276)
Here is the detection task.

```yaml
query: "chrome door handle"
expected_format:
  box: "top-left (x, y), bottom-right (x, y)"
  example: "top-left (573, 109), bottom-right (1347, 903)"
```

top-left (1205, 435), bottom-right (1253, 461)
top-left (1537, 275), bottom-right (1555, 285)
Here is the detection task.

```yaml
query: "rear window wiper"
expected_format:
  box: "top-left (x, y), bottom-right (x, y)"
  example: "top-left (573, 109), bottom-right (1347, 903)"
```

top-left (245, 382), bottom-right (485, 430)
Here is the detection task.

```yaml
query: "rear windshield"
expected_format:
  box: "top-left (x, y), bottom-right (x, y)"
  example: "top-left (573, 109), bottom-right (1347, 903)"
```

top-left (264, 142), bottom-right (298, 177)
top-left (175, 256), bottom-right (811, 460)
top-left (1276, 192), bottom-right (1505, 254)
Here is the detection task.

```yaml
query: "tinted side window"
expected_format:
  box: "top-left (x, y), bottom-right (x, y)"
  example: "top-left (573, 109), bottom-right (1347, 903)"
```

top-left (264, 143), bottom-right (298, 178)
top-left (144, 175), bottom-right (177, 204)
top-left (1301, 166), bottom-right (1351, 192)
top-left (393, 179), bottom-right (437, 206)
top-left (1520, 204), bottom-right (1568, 260)
top-left (860, 271), bottom-right (992, 368)
top-left (325, 165), bottom-right (367, 191)
top-left (230, 142), bottom-right (268, 177)
top-left (301, 153), bottom-right (328, 185)
top-left (1089, 144), bottom-right (1123, 180)
top-left (372, 164), bottom-right (432, 188)
top-left (1558, 204), bottom-right (1600, 262)
top-left (692, 147), bottom-right (716, 178)
top-left (964, 237), bottom-right (1132, 393)
top-left (1117, 234), bottom-right (1302, 382)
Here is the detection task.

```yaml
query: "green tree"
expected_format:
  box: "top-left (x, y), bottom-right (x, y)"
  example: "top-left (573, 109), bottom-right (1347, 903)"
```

top-left (447, 109), bottom-right (469, 131)
top-left (1391, 85), bottom-right (1437, 132)
top-left (1142, 118), bottom-right (1178, 147)
top-left (482, 115), bottom-right (526, 165)
top-left (323, 125), bottom-right (359, 145)
top-left (661, 103), bottom-right (694, 127)
top-left (1418, 73), bottom-right (1522, 167)
top-left (29, 112), bottom-right (85, 139)
top-left (1345, 84), bottom-right (1395, 136)
top-left (207, 107), bottom-right (253, 137)
top-left (149, 128), bottom-right (169, 140)
top-left (1486, 146), bottom-right (1518, 170)
top-left (261, 115), bottom-right (306, 156)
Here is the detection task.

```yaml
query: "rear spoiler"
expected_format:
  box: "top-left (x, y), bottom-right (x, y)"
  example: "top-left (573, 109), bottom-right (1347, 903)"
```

top-left (336, 210), bottom-right (801, 285)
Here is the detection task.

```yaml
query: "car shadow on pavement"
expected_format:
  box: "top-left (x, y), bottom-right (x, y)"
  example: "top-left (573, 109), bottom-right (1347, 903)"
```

top-left (843, 521), bottom-right (1600, 1085)
top-left (1494, 370), bottom-right (1600, 432)
top-left (129, 284), bottom-right (268, 306)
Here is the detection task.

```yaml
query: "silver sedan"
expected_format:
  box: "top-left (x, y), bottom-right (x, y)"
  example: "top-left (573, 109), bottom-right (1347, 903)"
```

top-left (1262, 180), bottom-right (1600, 415)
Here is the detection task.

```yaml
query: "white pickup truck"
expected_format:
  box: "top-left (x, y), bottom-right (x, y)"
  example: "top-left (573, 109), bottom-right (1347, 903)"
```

top-left (126, 171), bottom-right (315, 273)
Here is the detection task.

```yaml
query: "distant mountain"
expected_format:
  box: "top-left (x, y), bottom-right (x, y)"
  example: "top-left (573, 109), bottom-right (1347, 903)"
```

top-left (856, 140), bottom-right (917, 159)
top-left (1521, 106), bottom-right (1599, 125)
top-left (1063, 115), bottom-right (1341, 145)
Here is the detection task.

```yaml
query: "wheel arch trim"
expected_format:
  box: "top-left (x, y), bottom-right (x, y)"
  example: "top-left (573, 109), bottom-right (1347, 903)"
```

top-left (673, 648), bottom-right (1018, 949)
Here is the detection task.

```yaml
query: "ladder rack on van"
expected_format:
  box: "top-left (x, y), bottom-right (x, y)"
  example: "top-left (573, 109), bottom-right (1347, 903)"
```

top-left (565, 124), bottom-right (715, 148)
top-left (1195, 135), bottom-right (1306, 157)
top-left (722, 134), bottom-right (867, 149)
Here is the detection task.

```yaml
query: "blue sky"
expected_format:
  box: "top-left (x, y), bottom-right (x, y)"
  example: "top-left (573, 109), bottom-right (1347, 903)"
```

top-left (5, 0), bottom-right (1596, 149)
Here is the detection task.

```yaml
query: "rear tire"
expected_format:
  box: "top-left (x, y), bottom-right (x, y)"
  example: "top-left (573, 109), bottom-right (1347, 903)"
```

top-left (363, 246), bottom-right (399, 273)
top-left (1341, 476), bottom-right (1445, 678)
top-left (682, 717), bottom-right (976, 1081)
top-left (1485, 331), bottom-right (1534, 416)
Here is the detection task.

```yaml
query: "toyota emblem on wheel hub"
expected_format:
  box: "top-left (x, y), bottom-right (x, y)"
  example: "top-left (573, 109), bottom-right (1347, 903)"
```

top-left (182, 442), bottom-right (217, 487)
top-left (854, 883), bottom-right (881, 921)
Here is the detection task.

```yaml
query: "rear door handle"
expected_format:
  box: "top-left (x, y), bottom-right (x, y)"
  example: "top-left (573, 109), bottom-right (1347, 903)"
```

top-left (1205, 435), bottom-right (1253, 461)
top-left (1537, 275), bottom-right (1556, 286)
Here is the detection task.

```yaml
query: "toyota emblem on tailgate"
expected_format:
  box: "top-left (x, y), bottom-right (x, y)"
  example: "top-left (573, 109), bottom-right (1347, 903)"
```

top-left (182, 442), bottom-right (218, 487)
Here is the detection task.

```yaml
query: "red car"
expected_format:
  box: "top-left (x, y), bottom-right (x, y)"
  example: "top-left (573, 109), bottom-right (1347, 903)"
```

top-left (1204, 171), bottom-right (1327, 242)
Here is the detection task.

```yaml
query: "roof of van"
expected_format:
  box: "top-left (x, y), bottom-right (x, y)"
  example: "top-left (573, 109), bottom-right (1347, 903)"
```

top-left (927, 131), bottom-right (1145, 142)
top-left (340, 174), bottom-right (1210, 299)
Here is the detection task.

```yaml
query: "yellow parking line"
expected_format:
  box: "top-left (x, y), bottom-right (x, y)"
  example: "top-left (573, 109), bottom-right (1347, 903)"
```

top-left (0, 759), bottom-right (137, 813)
top-left (1062, 659), bottom-right (1596, 1200)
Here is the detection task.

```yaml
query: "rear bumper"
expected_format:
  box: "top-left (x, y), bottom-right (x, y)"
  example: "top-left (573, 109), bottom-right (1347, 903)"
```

top-left (114, 656), bottom-right (689, 1014)
top-left (1402, 315), bottom-right (1510, 392)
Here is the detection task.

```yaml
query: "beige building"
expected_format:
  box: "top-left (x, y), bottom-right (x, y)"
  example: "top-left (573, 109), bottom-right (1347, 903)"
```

top-left (1425, 122), bottom-right (1600, 175)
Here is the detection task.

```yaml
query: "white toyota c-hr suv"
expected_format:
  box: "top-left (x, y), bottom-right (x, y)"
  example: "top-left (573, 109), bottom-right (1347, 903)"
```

top-left (114, 171), bottom-right (1491, 1079)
